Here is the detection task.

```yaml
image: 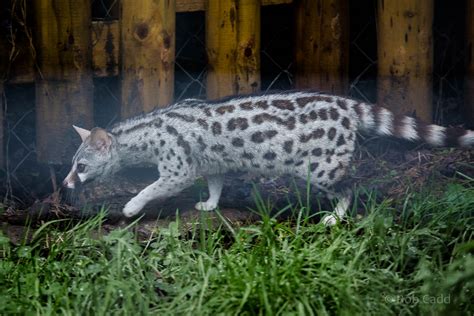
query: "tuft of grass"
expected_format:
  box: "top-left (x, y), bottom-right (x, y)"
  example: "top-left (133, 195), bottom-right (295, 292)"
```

top-left (0, 184), bottom-right (473, 315)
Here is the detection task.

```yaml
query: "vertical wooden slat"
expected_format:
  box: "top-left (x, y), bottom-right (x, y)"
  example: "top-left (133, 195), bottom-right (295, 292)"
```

top-left (377, 0), bottom-right (433, 122)
top-left (466, 0), bottom-right (474, 125)
top-left (206, 0), bottom-right (261, 100)
top-left (33, 0), bottom-right (94, 164)
top-left (120, 0), bottom-right (176, 118)
top-left (295, 0), bottom-right (349, 94)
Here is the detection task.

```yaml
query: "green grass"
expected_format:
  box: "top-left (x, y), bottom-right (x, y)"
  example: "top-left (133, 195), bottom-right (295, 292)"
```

top-left (0, 183), bottom-right (473, 315)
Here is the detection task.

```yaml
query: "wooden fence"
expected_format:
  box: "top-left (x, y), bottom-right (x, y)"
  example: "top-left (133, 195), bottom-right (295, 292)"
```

top-left (0, 0), bottom-right (473, 167)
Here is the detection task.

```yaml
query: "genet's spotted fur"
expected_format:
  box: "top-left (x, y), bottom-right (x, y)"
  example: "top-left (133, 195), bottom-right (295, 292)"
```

top-left (63, 91), bottom-right (474, 225)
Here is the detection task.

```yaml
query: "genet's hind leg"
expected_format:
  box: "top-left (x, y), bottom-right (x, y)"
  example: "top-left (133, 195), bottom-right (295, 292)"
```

top-left (294, 165), bottom-right (352, 226)
top-left (195, 174), bottom-right (224, 211)
top-left (320, 188), bottom-right (352, 226)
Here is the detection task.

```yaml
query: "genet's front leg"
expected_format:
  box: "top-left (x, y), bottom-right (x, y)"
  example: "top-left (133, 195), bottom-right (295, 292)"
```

top-left (123, 175), bottom-right (194, 217)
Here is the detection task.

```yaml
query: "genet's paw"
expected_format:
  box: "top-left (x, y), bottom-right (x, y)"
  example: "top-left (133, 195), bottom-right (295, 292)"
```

top-left (195, 201), bottom-right (218, 212)
top-left (123, 199), bottom-right (144, 217)
top-left (321, 214), bottom-right (338, 226)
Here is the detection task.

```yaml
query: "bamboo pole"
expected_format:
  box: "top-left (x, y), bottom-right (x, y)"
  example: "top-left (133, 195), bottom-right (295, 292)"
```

top-left (295, 0), bottom-right (349, 94)
top-left (33, 0), bottom-right (94, 164)
top-left (206, 0), bottom-right (261, 100)
top-left (120, 0), bottom-right (176, 118)
top-left (466, 0), bottom-right (474, 126)
top-left (377, 0), bottom-right (433, 122)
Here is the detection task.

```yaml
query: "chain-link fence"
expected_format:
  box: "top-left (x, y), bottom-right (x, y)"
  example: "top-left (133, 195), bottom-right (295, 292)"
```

top-left (0, 0), bottom-right (467, 205)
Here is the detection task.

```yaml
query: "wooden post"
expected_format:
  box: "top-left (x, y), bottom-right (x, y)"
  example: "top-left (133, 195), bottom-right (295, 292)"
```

top-left (33, 0), bottom-right (94, 164)
top-left (377, 0), bottom-right (433, 122)
top-left (206, 0), bottom-right (261, 100)
top-left (466, 0), bottom-right (474, 126)
top-left (120, 0), bottom-right (176, 118)
top-left (295, 0), bottom-right (349, 94)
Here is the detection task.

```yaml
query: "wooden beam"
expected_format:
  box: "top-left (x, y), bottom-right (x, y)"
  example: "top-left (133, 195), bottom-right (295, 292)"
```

top-left (206, 0), bottom-right (261, 100)
top-left (92, 21), bottom-right (119, 77)
top-left (295, 0), bottom-right (349, 94)
top-left (177, 0), bottom-right (292, 12)
top-left (120, 0), bottom-right (176, 118)
top-left (466, 0), bottom-right (474, 126)
top-left (377, 0), bottom-right (433, 122)
top-left (33, 0), bottom-right (94, 164)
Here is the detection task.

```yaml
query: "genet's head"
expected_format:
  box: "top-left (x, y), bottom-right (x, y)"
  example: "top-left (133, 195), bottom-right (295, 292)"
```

top-left (62, 126), bottom-right (117, 189)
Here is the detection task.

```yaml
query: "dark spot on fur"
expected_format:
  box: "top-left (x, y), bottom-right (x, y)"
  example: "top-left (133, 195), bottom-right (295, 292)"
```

top-left (317, 170), bottom-right (325, 177)
top-left (212, 122), bottom-right (222, 135)
top-left (263, 151), bottom-right (276, 160)
top-left (166, 112), bottom-right (195, 122)
top-left (309, 110), bottom-right (318, 120)
top-left (227, 117), bottom-right (249, 131)
top-left (153, 118), bottom-right (163, 128)
top-left (154, 148), bottom-right (159, 155)
top-left (232, 137), bottom-right (244, 147)
top-left (177, 136), bottom-right (191, 155)
top-left (330, 108), bottom-right (340, 121)
top-left (312, 148), bottom-right (322, 156)
top-left (342, 117), bottom-right (351, 129)
top-left (296, 96), bottom-right (317, 107)
top-left (242, 152), bottom-right (254, 159)
top-left (300, 128), bottom-right (325, 142)
top-left (266, 165), bottom-right (275, 169)
top-left (251, 132), bottom-right (265, 143)
top-left (336, 99), bottom-right (348, 110)
top-left (198, 118), bottom-right (209, 130)
top-left (203, 108), bottom-right (213, 117)
top-left (301, 151), bottom-right (309, 157)
top-left (160, 140), bottom-right (166, 146)
top-left (256, 100), bottom-right (269, 109)
top-left (239, 102), bottom-right (253, 110)
top-left (283, 140), bottom-right (293, 153)
top-left (295, 160), bottom-right (304, 166)
top-left (336, 134), bottom-right (346, 146)
top-left (329, 168), bottom-right (338, 180)
top-left (310, 162), bottom-right (319, 171)
top-left (166, 125), bottom-right (178, 135)
top-left (318, 109), bottom-right (328, 120)
top-left (328, 128), bottom-right (337, 140)
top-left (284, 159), bottom-right (294, 165)
top-left (215, 105), bottom-right (235, 115)
top-left (149, 140), bottom-right (155, 145)
top-left (272, 99), bottom-right (295, 111)
top-left (141, 143), bottom-right (148, 151)
top-left (299, 114), bottom-right (308, 124)
top-left (186, 157), bottom-right (192, 164)
top-left (265, 130), bottom-right (278, 139)
top-left (211, 144), bottom-right (225, 152)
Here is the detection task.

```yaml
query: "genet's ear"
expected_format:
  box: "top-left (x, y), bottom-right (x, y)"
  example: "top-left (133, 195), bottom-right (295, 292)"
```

top-left (73, 125), bottom-right (91, 142)
top-left (90, 127), bottom-right (112, 153)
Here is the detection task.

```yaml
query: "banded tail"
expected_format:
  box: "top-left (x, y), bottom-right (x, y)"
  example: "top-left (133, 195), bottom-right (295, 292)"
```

top-left (355, 103), bottom-right (474, 148)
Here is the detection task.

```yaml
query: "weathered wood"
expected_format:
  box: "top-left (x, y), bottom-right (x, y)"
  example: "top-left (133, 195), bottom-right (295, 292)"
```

top-left (466, 0), bottom-right (474, 126)
top-left (377, 0), bottom-right (433, 122)
top-left (92, 21), bottom-right (119, 77)
top-left (206, 0), bottom-right (261, 100)
top-left (120, 0), bottom-right (176, 118)
top-left (33, 0), bottom-right (94, 164)
top-left (295, 0), bottom-right (349, 94)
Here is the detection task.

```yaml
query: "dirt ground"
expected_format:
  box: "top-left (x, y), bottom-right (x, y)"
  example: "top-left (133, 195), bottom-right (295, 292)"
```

top-left (1, 138), bottom-right (473, 244)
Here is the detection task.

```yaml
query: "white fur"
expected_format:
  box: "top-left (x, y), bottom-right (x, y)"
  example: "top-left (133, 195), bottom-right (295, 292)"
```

top-left (425, 125), bottom-right (446, 146)
top-left (376, 108), bottom-right (393, 136)
top-left (400, 117), bottom-right (419, 141)
top-left (459, 130), bottom-right (474, 147)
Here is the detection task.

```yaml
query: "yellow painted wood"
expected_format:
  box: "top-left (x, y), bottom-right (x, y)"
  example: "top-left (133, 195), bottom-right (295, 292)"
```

top-left (377, 0), bottom-right (433, 122)
top-left (295, 0), bottom-right (349, 94)
top-left (33, 0), bottom-right (94, 164)
top-left (206, 0), bottom-right (261, 100)
top-left (120, 0), bottom-right (176, 118)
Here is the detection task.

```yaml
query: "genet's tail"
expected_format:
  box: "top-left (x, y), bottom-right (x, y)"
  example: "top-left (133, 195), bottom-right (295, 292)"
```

top-left (354, 102), bottom-right (474, 148)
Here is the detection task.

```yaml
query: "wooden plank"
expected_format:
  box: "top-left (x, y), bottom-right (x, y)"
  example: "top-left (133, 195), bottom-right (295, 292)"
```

top-left (33, 0), bottom-right (94, 164)
top-left (92, 21), bottom-right (119, 77)
top-left (295, 0), bottom-right (349, 94)
top-left (206, 0), bottom-right (261, 100)
top-left (377, 0), bottom-right (433, 122)
top-left (120, 0), bottom-right (176, 118)
top-left (466, 0), bottom-right (474, 125)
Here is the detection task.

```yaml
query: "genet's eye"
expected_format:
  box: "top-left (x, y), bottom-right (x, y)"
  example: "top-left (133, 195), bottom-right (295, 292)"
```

top-left (76, 163), bottom-right (87, 173)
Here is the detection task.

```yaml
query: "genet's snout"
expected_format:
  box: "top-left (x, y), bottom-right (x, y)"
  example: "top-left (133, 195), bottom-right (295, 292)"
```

top-left (62, 172), bottom-right (76, 189)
